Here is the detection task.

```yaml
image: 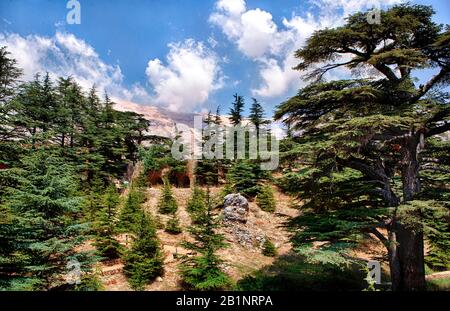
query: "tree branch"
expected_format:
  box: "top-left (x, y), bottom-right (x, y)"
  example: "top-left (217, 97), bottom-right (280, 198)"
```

top-left (374, 64), bottom-right (400, 82)
top-left (411, 66), bottom-right (450, 103)
top-left (426, 121), bottom-right (450, 138)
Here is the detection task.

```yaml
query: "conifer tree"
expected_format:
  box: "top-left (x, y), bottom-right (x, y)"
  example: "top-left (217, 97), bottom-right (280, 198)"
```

top-left (229, 93), bottom-right (244, 126)
top-left (262, 238), bottom-right (277, 257)
top-left (249, 98), bottom-right (269, 134)
top-left (82, 177), bottom-right (105, 222)
top-left (123, 211), bottom-right (164, 290)
top-left (0, 150), bottom-right (92, 290)
top-left (275, 4), bottom-right (450, 290)
top-left (157, 178), bottom-right (178, 215)
top-left (179, 188), bottom-right (230, 290)
top-left (165, 214), bottom-right (182, 235)
top-left (0, 46), bottom-right (21, 142)
top-left (93, 185), bottom-right (123, 260)
top-left (119, 185), bottom-right (145, 232)
top-left (228, 160), bottom-right (263, 198)
top-left (187, 186), bottom-right (206, 215)
top-left (256, 184), bottom-right (276, 212)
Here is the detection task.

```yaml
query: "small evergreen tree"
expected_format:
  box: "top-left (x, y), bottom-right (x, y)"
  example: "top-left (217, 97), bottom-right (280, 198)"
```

top-left (179, 188), bottom-right (230, 290)
top-left (157, 178), bottom-right (178, 214)
top-left (165, 214), bottom-right (182, 235)
top-left (93, 185), bottom-right (123, 260)
top-left (119, 185), bottom-right (145, 232)
top-left (262, 238), bottom-right (277, 257)
top-left (229, 160), bottom-right (262, 198)
top-left (229, 93), bottom-right (244, 126)
top-left (82, 177), bottom-right (104, 223)
top-left (0, 150), bottom-right (93, 290)
top-left (187, 186), bottom-right (206, 215)
top-left (123, 211), bottom-right (164, 290)
top-left (249, 98), bottom-right (270, 133)
top-left (256, 184), bottom-right (276, 212)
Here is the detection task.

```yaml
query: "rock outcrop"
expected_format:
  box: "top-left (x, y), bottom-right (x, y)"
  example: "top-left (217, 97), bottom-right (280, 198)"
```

top-left (223, 193), bottom-right (249, 223)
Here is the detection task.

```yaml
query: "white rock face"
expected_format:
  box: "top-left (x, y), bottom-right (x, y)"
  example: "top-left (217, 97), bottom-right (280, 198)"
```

top-left (223, 193), bottom-right (249, 223)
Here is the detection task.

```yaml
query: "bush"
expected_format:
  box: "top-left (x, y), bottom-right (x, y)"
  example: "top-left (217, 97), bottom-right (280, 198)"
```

top-left (165, 215), bottom-right (182, 234)
top-left (157, 178), bottom-right (178, 214)
top-left (119, 186), bottom-right (146, 232)
top-left (93, 185), bottom-right (123, 259)
top-left (187, 186), bottom-right (206, 214)
top-left (236, 253), bottom-right (366, 291)
top-left (256, 185), bottom-right (276, 212)
top-left (262, 238), bottom-right (277, 257)
top-left (180, 189), bottom-right (230, 290)
top-left (123, 212), bottom-right (164, 290)
top-left (74, 272), bottom-right (104, 291)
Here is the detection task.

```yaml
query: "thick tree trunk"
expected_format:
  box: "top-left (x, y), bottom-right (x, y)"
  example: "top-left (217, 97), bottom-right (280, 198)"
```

top-left (395, 222), bottom-right (426, 290)
top-left (388, 136), bottom-right (426, 291)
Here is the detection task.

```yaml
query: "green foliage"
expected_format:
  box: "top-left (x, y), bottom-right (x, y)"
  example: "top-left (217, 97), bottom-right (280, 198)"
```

top-left (187, 186), bottom-right (206, 220)
top-left (427, 276), bottom-right (450, 291)
top-left (220, 173), bottom-right (236, 199)
top-left (139, 144), bottom-right (187, 186)
top-left (249, 98), bottom-right (270, 134)
top-left (81, 177), bottom-right (104, 223)
top-left (256, 185), bottom-right (276, 212)
top-left (236, 253), bottom-right (366, 291)
top-left (119, 185), bottom-right (146, 232)
top-left (228, 160), bottom-right (267, 198)
top-left (419, 138), bottom-right (450, 270)
top-left (229, 93), bottom-right (244, 126)
top-left (93, 185), bottom-right (123, 260)
top-left (157, 178), bottom-right (178, 214)
top-left (274, 4), bottom-right (450, 290)
top-left (262, 238), bottom-right (277, 257)
top-left (0, 150), bottom-right (93, 290)
top-left (140, 144), bottom-right (172, 172)
top-left (74, 272), bottom-right (104, 291)
top-left (179, 189), bottom-right (230, 290)
top-left (165, 214), bottom-right (182, 235)
top-left (123, 212), bottom-right (164, 290)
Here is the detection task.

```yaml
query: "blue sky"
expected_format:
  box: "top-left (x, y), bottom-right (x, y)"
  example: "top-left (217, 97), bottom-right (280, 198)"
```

top-left (0, 0), bottom-right (449, 116)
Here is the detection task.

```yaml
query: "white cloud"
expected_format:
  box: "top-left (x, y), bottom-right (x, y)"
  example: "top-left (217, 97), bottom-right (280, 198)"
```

top-left (0, 31), bottom-right (149, 103)
top-left (237, 9), bottom-right (278, 58)
top-left (210, 0), bottom-right (404, 98)
top-left (145, 39), bottom-right (223, 112)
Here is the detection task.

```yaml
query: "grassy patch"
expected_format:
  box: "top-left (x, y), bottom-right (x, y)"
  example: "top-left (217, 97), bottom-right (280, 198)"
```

top-left (427, 277), bottom-right (450, 291)
top-left (235, 253), bottom-right (367, 291)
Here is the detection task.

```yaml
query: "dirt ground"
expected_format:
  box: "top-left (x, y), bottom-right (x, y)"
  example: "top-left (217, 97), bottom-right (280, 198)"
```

top-left (99, 185), bottom-right (299, 291)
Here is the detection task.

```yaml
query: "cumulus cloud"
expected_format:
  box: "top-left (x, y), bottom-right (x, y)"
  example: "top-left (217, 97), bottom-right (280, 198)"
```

top-left (145, 39), bottom-right (224, 112)
top-left (210, 0), bottom-right (404, 98)
top-left (0, 31), bottom-right (149, 103)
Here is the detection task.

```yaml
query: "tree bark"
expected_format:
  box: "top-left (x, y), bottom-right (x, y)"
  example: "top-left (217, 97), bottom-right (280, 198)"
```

top-left (388, 135), bottom-right (426, 291)
top-left (394, 221), bottom-right (426, 290)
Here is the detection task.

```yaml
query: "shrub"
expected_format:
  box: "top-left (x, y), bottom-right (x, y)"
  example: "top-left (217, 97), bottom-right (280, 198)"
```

top-left (123, 212), bottom-right (164, 290)
top-left (157, 178), bottom-right (178, 214)
top-left (119, 186), bottom-right (146, 232)
top-left (165, 215), bottom-right (182, 235)
top-left (187, 186), bottom-right (206, 214)
top-left (262, 238), bottom-right (277, 257)
top-left (179, 188), bottom-right (230, 290)
top-left (236, 253), bottom-right (366, 291)
top-left (256, 185), bottom-right (276, 212)
top-left (93, 185), bottom-right (123, 259)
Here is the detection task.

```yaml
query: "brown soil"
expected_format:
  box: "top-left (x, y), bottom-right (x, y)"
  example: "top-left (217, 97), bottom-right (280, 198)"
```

top-left (98, 185), bottom-right (299, 291)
